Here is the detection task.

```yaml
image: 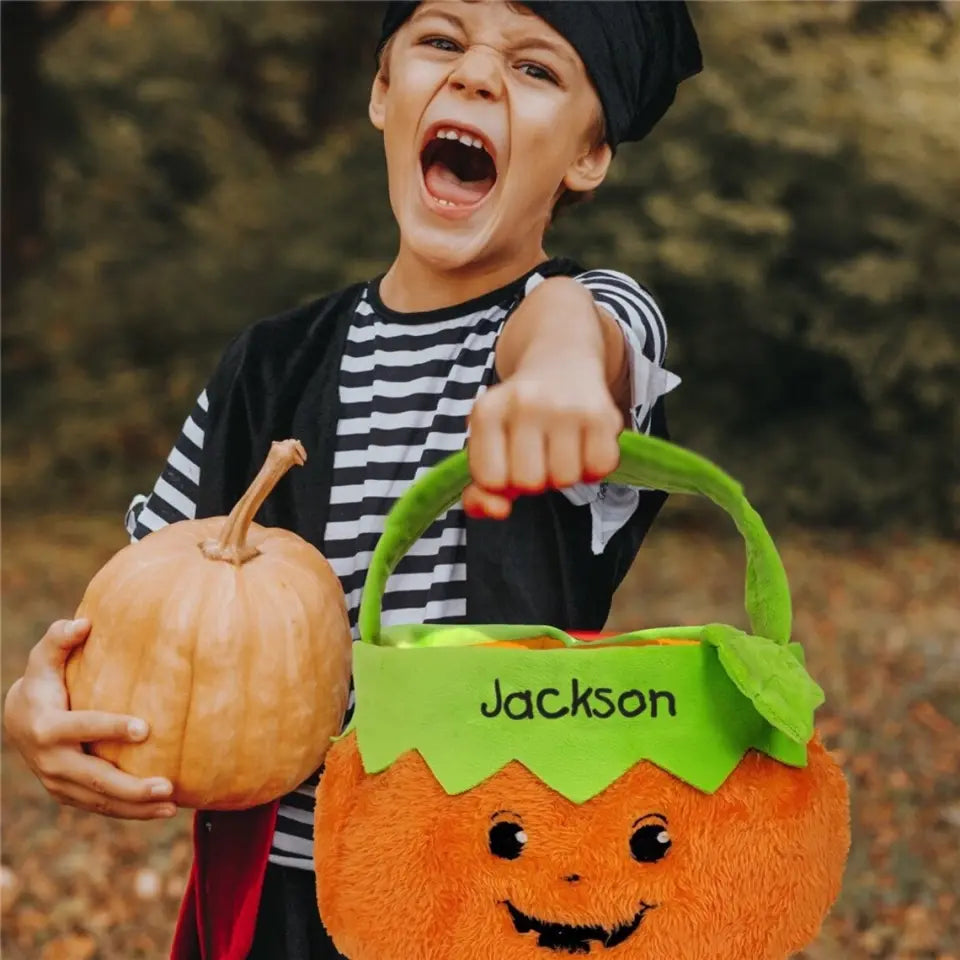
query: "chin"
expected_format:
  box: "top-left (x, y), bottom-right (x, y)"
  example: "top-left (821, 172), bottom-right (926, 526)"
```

top-left (390, 182), bottom-right (497, 270)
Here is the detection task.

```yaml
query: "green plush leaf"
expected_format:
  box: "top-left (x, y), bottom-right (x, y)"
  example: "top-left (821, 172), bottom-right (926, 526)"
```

top-left (700, 624), bottom-right (824, 744)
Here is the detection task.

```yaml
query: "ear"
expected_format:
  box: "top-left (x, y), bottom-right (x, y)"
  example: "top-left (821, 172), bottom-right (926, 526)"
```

top-left (563, 140), bottom-right (613, 193)
top-left (369, 69), bottom-right (388, 132)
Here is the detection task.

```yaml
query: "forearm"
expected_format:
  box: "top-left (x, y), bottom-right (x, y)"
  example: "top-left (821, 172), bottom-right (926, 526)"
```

top-left (495, 277), bottom-right (630, 413)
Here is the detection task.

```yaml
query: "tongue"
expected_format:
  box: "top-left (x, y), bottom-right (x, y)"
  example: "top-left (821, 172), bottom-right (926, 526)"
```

top-left (424, 162), bottom-right (493, 206)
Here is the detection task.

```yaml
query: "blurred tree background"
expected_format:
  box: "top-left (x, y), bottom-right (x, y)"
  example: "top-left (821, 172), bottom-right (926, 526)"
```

top-left (2, 0), bottom-right (958, 532)
top-left (3, 4), bottom-right (960, 959)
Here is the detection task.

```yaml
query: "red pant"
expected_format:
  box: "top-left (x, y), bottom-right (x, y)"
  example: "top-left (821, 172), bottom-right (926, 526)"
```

top-left (170, 803), bottom-right (279, 960)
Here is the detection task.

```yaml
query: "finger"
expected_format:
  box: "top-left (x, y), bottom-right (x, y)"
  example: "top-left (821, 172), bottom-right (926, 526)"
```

top-left (43, 709), bottom-right (151, 746)
top-left (582, 419), bottom-right (621, 481)
top-left (49, 778), bottom-right (177, 820)
top-left (507, 419), bottom-right (547, 492)
top-left (468, 393), bottom-right (510, 491)
top-left (31, 619), bottom-right (91, 673)
top-left (546, 425), bottom-right (585, 489)
top-left (463, 484), bottom-right (513, 520)
top-left (54, 749), bottom-right (174, 802)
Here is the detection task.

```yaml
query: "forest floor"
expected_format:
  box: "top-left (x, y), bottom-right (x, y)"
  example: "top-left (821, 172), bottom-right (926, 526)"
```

top-left (2, 510), bottom-right (958, 959)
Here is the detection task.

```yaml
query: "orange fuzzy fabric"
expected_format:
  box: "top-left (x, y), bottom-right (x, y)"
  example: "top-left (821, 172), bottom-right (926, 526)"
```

top-left (314, 736), bottom-right (850, 960)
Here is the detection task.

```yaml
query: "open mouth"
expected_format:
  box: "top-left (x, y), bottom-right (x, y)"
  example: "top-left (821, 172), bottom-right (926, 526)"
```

top-left (420, 124), bottom-right (498, 210)
top-left (504, 901), bottom-right (655, 954)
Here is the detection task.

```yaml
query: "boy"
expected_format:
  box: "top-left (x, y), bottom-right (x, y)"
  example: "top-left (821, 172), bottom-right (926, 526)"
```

top-left (3, 2), bottom-right (701, 957)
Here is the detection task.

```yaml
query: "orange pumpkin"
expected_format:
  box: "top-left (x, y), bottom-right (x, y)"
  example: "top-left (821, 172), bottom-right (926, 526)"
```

top-left (65, 439), bottom-right (351, 810)
top-left (316, 726), bottom-right (848, 960)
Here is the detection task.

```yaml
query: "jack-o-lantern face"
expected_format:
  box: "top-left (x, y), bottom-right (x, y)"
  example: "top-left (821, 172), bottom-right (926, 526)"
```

top-left (485, 807), bottom-right (668, 953)
top-left (315, 735), bottom-right (849, 960)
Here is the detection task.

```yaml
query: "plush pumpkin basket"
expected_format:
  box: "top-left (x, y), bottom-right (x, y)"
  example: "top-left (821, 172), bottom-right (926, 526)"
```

top-left (314, 433), bottom-right (850, 960)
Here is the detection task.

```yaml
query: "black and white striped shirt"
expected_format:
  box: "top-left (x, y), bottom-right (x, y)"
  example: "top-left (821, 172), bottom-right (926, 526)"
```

top-left (126, 265), bottom-right (674, 871)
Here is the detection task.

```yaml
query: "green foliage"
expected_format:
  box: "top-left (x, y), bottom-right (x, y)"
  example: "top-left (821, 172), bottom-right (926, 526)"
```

top-left (2, 1), bottom-right (958, 531)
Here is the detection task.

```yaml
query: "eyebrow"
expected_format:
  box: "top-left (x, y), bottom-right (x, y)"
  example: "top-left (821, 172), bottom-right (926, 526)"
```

top-left (512, 37), bottom-right (578, 69)
top-left (632, 813), bottom-right (669, 828)
top-left (490, 809), bottom-right (524, 822)
top-left (411, 8), bottom-right (467, 33)
top-left (411, 7), bottom-right (577, 70)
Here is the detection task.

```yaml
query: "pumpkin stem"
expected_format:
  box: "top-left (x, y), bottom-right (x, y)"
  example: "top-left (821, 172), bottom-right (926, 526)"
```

top-left (200, 439), bottom-right (307, 565)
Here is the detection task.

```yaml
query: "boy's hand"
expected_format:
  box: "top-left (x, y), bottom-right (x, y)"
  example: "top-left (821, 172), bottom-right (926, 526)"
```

top-left (464, 277), bottom-right (627, 519)
top-left (3, 618), bottom-right (177, 819)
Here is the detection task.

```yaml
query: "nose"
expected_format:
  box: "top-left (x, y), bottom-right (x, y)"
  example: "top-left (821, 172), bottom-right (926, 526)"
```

top-left (562, 874), bottom-right (581, 884)
top-left (448, 47), bottom-right (504, 101)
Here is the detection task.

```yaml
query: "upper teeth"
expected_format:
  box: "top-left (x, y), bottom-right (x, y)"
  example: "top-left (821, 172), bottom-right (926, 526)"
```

top-left (436, 127), bottom-right (486, 150)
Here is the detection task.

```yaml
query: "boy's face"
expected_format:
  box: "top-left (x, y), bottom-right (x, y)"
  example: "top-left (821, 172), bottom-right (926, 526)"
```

top-left (371, 0), bottom-right (611, 271)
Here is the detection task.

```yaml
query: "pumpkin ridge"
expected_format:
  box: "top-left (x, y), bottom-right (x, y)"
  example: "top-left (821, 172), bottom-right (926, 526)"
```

top-left (282, 577), bottom-right (312, 779)
top-left (115, 573), bottom-right (159, 774)
top-left (267, 552), bottom-right (331, 776)
top-left (79, 553), bottom-right (166, 749)
top-left (234, 567), bottom-right (261, 801)
top-left (171, 569), bottom-right (209, 802)
top-left (253, 571), bottom-right (291, 795)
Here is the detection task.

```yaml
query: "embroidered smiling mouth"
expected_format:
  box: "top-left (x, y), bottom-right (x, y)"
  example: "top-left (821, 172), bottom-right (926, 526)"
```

top-left (504, 900), bottom-right (655, 954)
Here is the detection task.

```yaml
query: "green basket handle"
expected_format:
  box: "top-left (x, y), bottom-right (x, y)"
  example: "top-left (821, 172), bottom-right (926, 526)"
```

top-left (358, 431), bottom-right (791, 647)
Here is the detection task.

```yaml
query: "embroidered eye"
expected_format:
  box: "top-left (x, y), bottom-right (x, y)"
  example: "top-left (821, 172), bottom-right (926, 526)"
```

top-left (630, 824), bottom-right (671, 863)
top-left (489, 821), bottom-right (527, 860)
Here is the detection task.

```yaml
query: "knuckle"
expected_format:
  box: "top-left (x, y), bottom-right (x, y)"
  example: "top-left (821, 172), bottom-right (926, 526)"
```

top-left (2, 680), bottom-right (23, 728)
top-left (469, 455), bottom-right (502, 488)
top-left (551, 468), bottom-right (580, 488)
top-left (587, 401), bottom-right (615, 425)
top-left (469, 398), bottom-right (499, 430)
top-left (44, 620), bottom-right (71, 645)
top-left (39, 773), bottom-right (60, 795)
top-left (25, 644), bottom-right (45, 672)
top-left (31, 717), bottom-right (56, 749)
top-left (512, 385), bottom-right (546, 416)
top-left (34, 754), bottom-right (58, 778)
top-left (596, 455), bottom-right (619, 477)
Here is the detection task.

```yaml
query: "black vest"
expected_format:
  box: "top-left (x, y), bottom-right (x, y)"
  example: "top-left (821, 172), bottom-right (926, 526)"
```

top-left (195, 263), bottom-right (667, 631)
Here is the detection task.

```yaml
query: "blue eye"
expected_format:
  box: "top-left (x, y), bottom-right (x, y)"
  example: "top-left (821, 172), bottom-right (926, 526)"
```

top-left (518, 63), bottom-right (559, 85)
top-left (423, 36), bottom-right (461, 53)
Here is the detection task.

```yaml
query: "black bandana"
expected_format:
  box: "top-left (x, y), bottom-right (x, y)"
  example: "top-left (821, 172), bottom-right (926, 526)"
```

top-left (378, 1), bottom-right (702, 146)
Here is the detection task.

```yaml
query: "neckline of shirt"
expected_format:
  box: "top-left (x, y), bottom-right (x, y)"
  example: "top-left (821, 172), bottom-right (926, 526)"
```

top-left (365, 259), bottom-right (557, 325)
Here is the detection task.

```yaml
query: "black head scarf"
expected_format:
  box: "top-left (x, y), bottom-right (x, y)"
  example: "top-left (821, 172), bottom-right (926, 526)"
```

top-left (378, 1), bottom-right (702, 146)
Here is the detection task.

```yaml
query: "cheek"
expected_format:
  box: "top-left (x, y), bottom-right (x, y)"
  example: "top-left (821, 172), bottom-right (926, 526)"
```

top-left (381, 64), bottom-right (442, 159)
top-left (508, 88), bottom-right (595, 159)
top-left (507, 93), bottom-right (581, 176)
top-left (386, 58), bottom-right (445, 121)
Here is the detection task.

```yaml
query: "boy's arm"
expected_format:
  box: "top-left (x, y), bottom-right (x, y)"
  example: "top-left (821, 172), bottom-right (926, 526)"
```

top-left (497, 276), bottom-right (632, 414)
top-left (465, 273), bottom-right (673, 522)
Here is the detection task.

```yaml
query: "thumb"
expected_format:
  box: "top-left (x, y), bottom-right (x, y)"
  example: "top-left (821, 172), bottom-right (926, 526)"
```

top-left (31, 618), bottom-right (92, 673)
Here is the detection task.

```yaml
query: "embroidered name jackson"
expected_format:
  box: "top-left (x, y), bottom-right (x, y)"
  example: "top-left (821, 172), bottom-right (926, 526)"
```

top-left (480, 678), bottom-right (677, 721)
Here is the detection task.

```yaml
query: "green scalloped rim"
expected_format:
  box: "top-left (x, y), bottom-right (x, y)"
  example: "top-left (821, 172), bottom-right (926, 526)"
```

top-left (346, 625), bottom-right (814, 802)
